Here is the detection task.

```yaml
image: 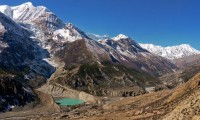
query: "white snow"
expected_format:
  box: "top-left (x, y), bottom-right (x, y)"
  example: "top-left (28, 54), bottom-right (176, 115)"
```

top-left (53, 27), bottom-right (83, 42)
top-left (140, 43), bottom-right (200, 59)
top-left (0, 5), bottom-right (12, 18)
top-left (0, 2), bottom-right (55, 26)
top-left (116, 46), bottom-right (136, 59)
top-left (87, 33), bottom-right (110, 41)
top-left (11, 2), bottom-right (50, 21)
top-left (43, 58), bottom-right (59, 67)
top-left (109, 51), bottom-right (119, 60)
top-left (0, 13), bottom-right (28, 37)
top-left (112, 34), bottom-right (129, 41)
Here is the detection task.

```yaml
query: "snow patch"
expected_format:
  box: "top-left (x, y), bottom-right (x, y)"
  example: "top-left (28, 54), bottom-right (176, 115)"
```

top-left (53, 28), bottom-right (82, 42)
top-left (87, 33), bottom-right (110, 41)
top-left (113, 34), bottom-right (129, 41)
top-left (0, 5), bottom-right (12, 18)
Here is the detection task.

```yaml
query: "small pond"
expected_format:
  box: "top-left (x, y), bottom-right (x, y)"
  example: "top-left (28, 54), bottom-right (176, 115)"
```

top-left (56, 98), bottom-right (85, 106)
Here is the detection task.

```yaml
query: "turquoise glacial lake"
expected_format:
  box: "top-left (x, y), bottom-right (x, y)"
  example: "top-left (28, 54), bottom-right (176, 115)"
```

top-left (56, 98), bottom-right (85, 106)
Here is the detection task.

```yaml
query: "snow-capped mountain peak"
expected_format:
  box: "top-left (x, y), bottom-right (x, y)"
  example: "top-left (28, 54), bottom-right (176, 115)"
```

top-left (0, 2), bottom-right (64, 32)
top-left (0, 2), bottom-right (47, 20)
top-left (140, 43), bottom-right (200, 59)
top-left (112, 34), bottom-right (129, 41)
top-left (11, 2), bottom-right (51, 21)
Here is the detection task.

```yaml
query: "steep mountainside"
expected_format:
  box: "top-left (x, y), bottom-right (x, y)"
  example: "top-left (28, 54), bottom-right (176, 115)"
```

top-left (0, 70), bottom-right (36, 113)
top-left (50, 60), bottom-right (161, 96)
top-left (140, 43), bottom-right (200, 60)
top-left (0, 12), bottom-right (54, 79)
top-left (162, 73), bottom-right (200, 120)
top-left (172, 54), bottom-right (200, 68)
top-left (159, 62), bottom-right (200, 90)
top-left (0, 9), bottom-right (54, 112)
top-left (99, 34), bottom-right (177, 76)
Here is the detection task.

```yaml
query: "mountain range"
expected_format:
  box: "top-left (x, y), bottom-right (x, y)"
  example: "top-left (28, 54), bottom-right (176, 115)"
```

top-left (140, 43), bottom-right (200, 59)
top-left (87, 33), bottom-right (200, 60)
top-left (0, 2), bottom-right (200, 116)
top-left (0, 2), bottom-right (177, 75)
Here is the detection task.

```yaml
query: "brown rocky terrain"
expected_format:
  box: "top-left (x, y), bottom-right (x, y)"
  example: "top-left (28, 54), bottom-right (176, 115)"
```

top-left (160, 63), bottom-right (200, 88)
top-left (172, 54), bottom-right (200, 68)
top-left (1, 73), bottom-right (200, 120)
top-left (49, 60), bottom-right (159, 97)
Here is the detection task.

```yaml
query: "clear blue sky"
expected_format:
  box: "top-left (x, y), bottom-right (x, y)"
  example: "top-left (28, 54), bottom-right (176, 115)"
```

top-left (1, 0), bottom-right (200, 50)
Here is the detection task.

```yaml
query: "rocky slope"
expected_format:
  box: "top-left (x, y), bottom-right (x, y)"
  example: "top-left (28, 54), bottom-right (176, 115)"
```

top-left (1, 72), bottom-right (199, 119)
top-left (0, 7), bottom-right (56, 112)
top-left (0, 12), bottom-right (55, 81)
top-left (61, 73), bottom-right (200, 120)
top-left (172, 54), bottom-right (200, 68)
top-left (99, 35), bottom-right (177, 76)
top-left (160, 63), bottom-right (200, 88)
top-left (0, 70), bottom-right (36, 113)
top-left (162, 73), bottom-right (200, 120)
top-left (50, 60), bottom-right (160, 96)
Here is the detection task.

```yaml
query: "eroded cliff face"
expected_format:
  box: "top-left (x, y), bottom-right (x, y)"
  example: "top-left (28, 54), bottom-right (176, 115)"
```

top-left (38, 83), bottom-right (99, 104)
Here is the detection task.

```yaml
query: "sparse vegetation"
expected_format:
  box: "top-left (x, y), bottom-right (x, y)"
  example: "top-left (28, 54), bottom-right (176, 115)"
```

top-left (52, 62), bottom-right (161, 96)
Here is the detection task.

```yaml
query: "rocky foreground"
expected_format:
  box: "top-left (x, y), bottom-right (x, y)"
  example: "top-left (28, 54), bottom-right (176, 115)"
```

top-left (0, 73), bottom-right (199, 120)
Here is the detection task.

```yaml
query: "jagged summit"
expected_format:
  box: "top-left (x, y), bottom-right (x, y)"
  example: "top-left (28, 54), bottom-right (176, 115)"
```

top-left (0, 2), bottom-right (50, 20)
top-left (112, 34), bottom-right (129, 41)
top-left (0, 2), bottom-right (64, 34)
